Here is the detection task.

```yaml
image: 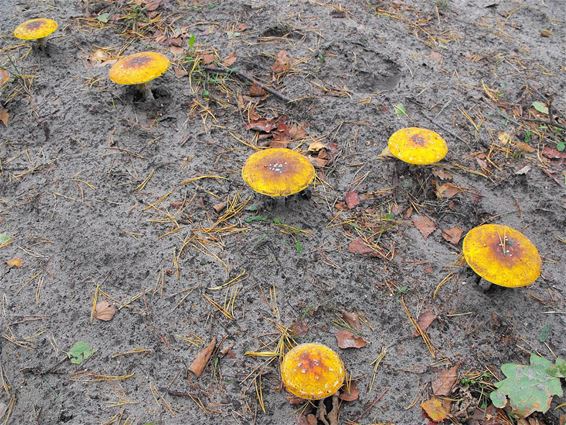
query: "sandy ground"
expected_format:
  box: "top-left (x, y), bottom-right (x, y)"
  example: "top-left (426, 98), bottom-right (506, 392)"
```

top-left (0, 0), bottom-right (565, 424)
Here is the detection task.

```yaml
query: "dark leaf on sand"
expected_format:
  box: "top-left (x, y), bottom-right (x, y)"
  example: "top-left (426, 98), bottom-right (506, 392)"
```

top-left (335, 330), bottom-right (367, 349)
top-left (189, 337), bottom-right (216, 378)
top-left (435, 182), bottom-right (462, 199)
top-left (412, 215), bottom-right (436, 239)
top-left (341, 311), bottom-right (362, 331)
top-left (441, 227), bottom-right (464, 245)
top-left (222, 52), bottom-right (237, 67)
top-left (339, 381), bottom-right (360, 401)
top-left (249, 82), bottom-right (267, 97)
top-left (348, 238), bottom-right (374, 256)
top-left (344, 191), bottom-right (360, 209)
top-left (272, 50), bottom-right (291, 74)
top-left (432, 365), bottom-right (459, 396)
top-left (413, 309), bottom-right (436, 336)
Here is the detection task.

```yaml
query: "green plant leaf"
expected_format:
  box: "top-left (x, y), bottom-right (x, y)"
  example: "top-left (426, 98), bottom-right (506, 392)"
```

top-left (547, 358), bottom-right (566, 378)
top-left (245, 215), bottom-right (267, 223)
top-left (556, 141), bottom-right (565, 152)
top-left (97, 12), bottom-right (110, 23)
top-left (295, 240), bottom-right (303, 254)
top-left (0, 233), bottom-right (12, 248)
top-left (531, 101), bottom-right (549, 115)
top-left (67, 341), bottom-right (94, 365)
top-left (538, 323), bottom-right (551, 342)
top-left (188, 34), bottom-right (196, 49)
top-left (394, 103), bottom-right (407, 117)
top-left (490, 354), bottom-right (563, 417)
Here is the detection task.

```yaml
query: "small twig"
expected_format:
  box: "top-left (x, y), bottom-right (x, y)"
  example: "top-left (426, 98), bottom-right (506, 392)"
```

top-left (203, 66), bottom-right (293, 103)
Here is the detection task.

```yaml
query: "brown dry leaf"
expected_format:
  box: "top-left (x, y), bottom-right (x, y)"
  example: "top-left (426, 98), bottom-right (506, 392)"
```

top-left (268, 139), bottom-right (291, 148)
top-left (341, 311), bottom-right (362, 331)
top-left (442, 226), bottom-right (464, 245)
top-left (308, 141), bottom-right (328, 153)
top-left (0, 106), bottom-right (9, 127)
top-left (94, 300), bottom-right (117, 321)
top-left (0, 69), bottom-right (9, 86)
top-left (335, 330), bottom-right (367, 349)
top-left (542, 146), bottom-right (566, 159)
top-left (344, 191), bottom-right (360, 209)
top-left (476, 157), bottom-right (489, 171)
top-left (432, 168), bottom-right (452, 180)
top-left (249, 82), bottom-right (267, 97)
top-left (272, 50), bottom-right (291, 74)
top-left (222, 52), bottom-right (237, 67)
top-left (514, 164), bottom-right (531, 175)
top-left (430, 51), bottom-right (443, 63)
top-left (212, 201), bottom-right (227, 213)
top-left (246, 118), bottom-right (278, 133)
top-left (498, 131), bottom-right (513, 145)
top-left (169, 46), bottom-right (185, 56)
top-left (297, 414), bottom-right (317, 425)
top-left (290, 320), bottom-right (309, 337)
top-left (144, 0), bottom-right (162, 11)
top-left (287, 394), bottom-right (305, 405)
top-left (513, 141), bottom-right (535, 153)
top-left (339, 381), bottom-right (360, 401)
top-left (412, 310), bottom-right (436, 336)
top-left (412, 215), bottom-right (436, 239)
top-left (289, 124), bottom-right (308, 140)
top-left (200, 53), bottom-right (215, 65)
top-left (348, 238), bottom-right (375, 256)
top-left (189, 336), bottom-right (216, 378)
top-left (432, 365), bottom-right (459, 396)
top-left (421, 397), bottom-right (451, 422)
top-left (309, 156), bottom-right (328, 168)
top-left (436, 182), bottom-right (462, 199)
top-left (173, 66), bottom-right (188, 78)
top-left (6, 257), bottom-right (23, 268)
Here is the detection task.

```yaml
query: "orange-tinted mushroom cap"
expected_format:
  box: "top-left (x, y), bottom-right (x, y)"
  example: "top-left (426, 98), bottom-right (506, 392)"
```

top-left (242, 148), bottom-right (315, 197)
top-left (109, 52), bottom-right (170, 85)
top-left (281, 343), bottom-right (346, 400)
top-left (14, 18), bottom-right (58, 40)
top-left (388, 127), bottom-right (448, 165)
top-left (462, 224), bottom-right (541, 288)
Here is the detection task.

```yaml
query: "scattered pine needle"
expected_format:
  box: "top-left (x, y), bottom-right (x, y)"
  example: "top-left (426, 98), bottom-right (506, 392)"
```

top-left (400, 296), bottom-right (436, 358)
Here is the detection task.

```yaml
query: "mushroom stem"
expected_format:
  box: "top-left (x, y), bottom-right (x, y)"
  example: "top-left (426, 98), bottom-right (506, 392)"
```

top-left (36, 38), bottom-right (47, 52)
top-left (137, 83), bottom-right (154, 101)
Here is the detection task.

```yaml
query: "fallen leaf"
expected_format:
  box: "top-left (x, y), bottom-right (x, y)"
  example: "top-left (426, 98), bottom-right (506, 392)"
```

top-left (475, 157), bottom-right (489, 171)
top-left (94, 300), bottom-right (117, 321)
top-left (246, 118), bottom-right (278, 133)
top-left (432, 168), bottom-right (452, 180)
top-left (222, 52), bottom-right (237, 67)
top-left (189, 336), bottom-right (216, 378)
top-left (201, 53), bottom-right (216, 65)
top-left (339, 381), bottom-right (360, 401)
top-left (515, 165), bottom-right (531, 175)
top-left (542, 146), bottom-right (566, 159)
top-left (249, 82), bottom-right (267, 97)
top-left (335, 330), bottom-right (367, 349)
top-left (144, 0), bottom-right (162, 11)
top-left (288, 124), bottom-right (307, 140)
top-left (297, 413), bottom-right (318, 425)
top-left (514, 141), bottom-right (535, 153)
top-left (288, 394), bottom-right (305, 405)
top-left (309, 156), bottom-right (328, 168)
top-left (272, 50), bottom-right (291, 74)
top-left (413, 310), bottom-right (437, 336)
top-left (421, 397), bottom-right (451, 422)
top-left (268, 139), bottom-right (291, 148)
top-left (6, 257), bottom-right (23, 268)
top-left (341, 311), bottom-right (362, 331)
top-left (429, 51), bottom-right (443, 63)
top-left (412, 215), bottom-right (436, 239)
top-left (435, 182), bottom-right (462, 199)
top-left (498, 131), bottom-right (513, 145)
top-left (432, 365), bottom-right (459, 396)
top-left (441, 227), bottom-right (463, 244)
top-left (0, 106), bottom-right (9, 127)
top-left (344, 191), bottom-right (360, 209)
top-left (531, 101), bottom-right (549, 115)
top-left (308, 141), bottom-right (328, 153)
top-left (173, 66), bottom-right (188, 78)
top-left (348, 238), bottom-right (375, 255)
top-left (0, 69), bottom-right (9, 86)
top-left (290, 320), bottom-right (309, 337)
top-left (67, 341), bottom-right (94, 365)
top-left (212, 201), bottom-right (227, 213)
top-left (0, 233), bottom-right (12, 248)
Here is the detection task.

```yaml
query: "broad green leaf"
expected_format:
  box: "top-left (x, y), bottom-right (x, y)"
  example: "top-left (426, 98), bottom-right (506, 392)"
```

top-left (547, 358), bottom-right (566, 378)
top-left (97, 13), bottom-right (110, 23)
top-left (557, 142), bottom-right (565, 152)
top-left (532, 101), bottom-right (549, 115)
top-left (490, 354), bottom-right (563, 417)
top-left (538, 324), bottom-right (551, 342)
top-left (394, 103), bottom-right (407, 117)
top-left (67, 341), bottom-right (94, 365)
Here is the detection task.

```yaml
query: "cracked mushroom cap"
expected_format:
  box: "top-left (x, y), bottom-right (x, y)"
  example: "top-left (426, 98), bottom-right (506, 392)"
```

top-left (281, 343), bottom-right (346, 400)
top-left (14, 18), bottom-right (58, 40)
top-left (462, 224), bottom-right (541, 288)
top-left (388, 127), bottom-right (448, 165)
top-left (242, 148), bottom-right (315, 197)
top-left (109, 52), bottom-right (170, 85)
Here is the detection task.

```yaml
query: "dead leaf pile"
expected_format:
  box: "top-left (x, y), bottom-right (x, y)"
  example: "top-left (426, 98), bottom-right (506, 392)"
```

top-left (307, 140), bottom-right (338, 168)
top-left (245, 113), bottom-right (308, 148)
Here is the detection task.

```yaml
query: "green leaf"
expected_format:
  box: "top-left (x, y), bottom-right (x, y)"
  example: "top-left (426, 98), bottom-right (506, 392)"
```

top-left (294, 240), bottom-right (303, 255)
top-left (547, 358), bottom-right (566, 378)
top-left (97, 12), bottom-right (110, 23)
top-left (0, 233), bottom-right (12, 248)
top-left (245, 215), bottom-right (267, 223)
top-left (556, 141), bottom-right (565, 152)
top-left (538, 323), bottom-right (551, 342)
top-left (394, 103), bottom-right (407, 117)
top-left (188, 34), bottom-right (196, 49)
top-left (532, 101), bottom-right (549, 115)
top-left (490, 354), bottom-right (564, 417)
top-left (67, 341), bottom-right (94, 365)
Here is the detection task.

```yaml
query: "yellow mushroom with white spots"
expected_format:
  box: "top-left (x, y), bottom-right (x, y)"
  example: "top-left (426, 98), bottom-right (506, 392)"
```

top-left (387, 127), bottom-right (448, 165)
top-left (109, 51), bottom-right (170, 100)
top-left (280, 343), bottom-right (346, 400)
top-left (462, 224), bottom-right (542, 288)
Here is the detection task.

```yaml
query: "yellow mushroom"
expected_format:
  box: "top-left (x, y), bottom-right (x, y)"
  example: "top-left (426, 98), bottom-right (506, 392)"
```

top-left (109, 51), bottom-right (170, 100)
top-left (388, 127), bottom-right (448, 165)
top-left (281, 343), bottom-right (346, 400)
top-left (13, 18), bottom-right (58, 49)
top-left (242, 148), bottom-right (315, 198)
top-left (462, 224), bottom-right (541, 288)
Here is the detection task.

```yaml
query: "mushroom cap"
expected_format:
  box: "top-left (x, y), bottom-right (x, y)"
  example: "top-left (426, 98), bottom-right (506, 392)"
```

top-left (462, 224), bottom-right (541, 288)
top-left (14, 18), bottom-right (58, 40)
top-left (388, 127), bottom-right (448, 165)
top-left (281, 343), bottom-right (346, 400)
top-left (242, 148), bottom-right (315, 197)
top-left (109, 52), bottom-right (170, 85)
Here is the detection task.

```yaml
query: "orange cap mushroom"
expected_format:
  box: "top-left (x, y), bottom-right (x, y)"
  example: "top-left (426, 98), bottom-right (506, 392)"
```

top-left (109, 51), bottom-right (170, 86)
top-left (281, 343), bottom-right (346, 400)
top-left (462, 224), bottom-right (541, 288)
top-left (242, 148), bottom-right (315, 197)
top-left (388, 127), bottom-right (448, 165)
top-left (14, 18), bottom-right (58, 41)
